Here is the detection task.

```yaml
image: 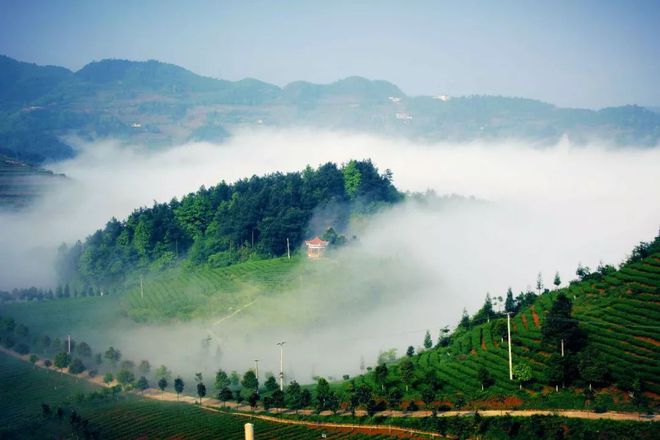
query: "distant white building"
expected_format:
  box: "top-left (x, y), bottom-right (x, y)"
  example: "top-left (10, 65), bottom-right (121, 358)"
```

top-left (395, 112), bottom-right (413, 120)
top-left (131, 122), bottom-right (142, 128)
top-left (432, 95), bottom-right (450, 102)
top-left (388, 96), bottom-right (401, 103)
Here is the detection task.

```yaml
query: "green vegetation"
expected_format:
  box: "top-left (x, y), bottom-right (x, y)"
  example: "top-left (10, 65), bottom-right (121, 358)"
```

top-left (56, 160), bottom-right (400, 291)
top-left (340, 235), bottom-right (660, 412)
top-left (0, 351), bottom-right (99, 435)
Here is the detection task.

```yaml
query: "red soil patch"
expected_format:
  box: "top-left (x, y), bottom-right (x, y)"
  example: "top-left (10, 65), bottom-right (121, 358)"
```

top-left (513, 323), bottom-right (519, 332)
top-left (635, 336), bottom-right (660, 347)
top-left (470, 396), bottom-right (523, 410)
top-left (324, 425), bottom-right (427, 439)
top-left (531, 308), bottom-right (540, 328)
top-left (644, 391), bottom-right (660, 401)
top-left (470, 349), bottom-right (477, 356)
top-left (521, 314), bottom-right (529, 330)
top-left (481, 340), bottom-right (487, 350)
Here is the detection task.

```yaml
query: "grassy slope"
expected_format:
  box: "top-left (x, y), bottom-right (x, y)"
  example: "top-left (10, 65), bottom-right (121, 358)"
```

top-left (355, 251), bottom-right (660, 407)
top-left (0, 351), bottom-right (100, 434)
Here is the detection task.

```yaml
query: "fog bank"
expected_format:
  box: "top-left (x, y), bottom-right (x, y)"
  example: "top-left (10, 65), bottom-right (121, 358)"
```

top-left (0, 129), bottom-right (658, 379)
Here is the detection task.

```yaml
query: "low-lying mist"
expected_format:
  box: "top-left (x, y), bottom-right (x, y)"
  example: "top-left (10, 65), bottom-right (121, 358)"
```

top-left (1, 129), bottom-right (658, 382)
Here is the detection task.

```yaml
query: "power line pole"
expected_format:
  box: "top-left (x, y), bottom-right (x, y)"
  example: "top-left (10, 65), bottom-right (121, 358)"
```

top-left (286, 238), bottom-right (291, 259)
top-left (561, 339), bottom-right (564, 357)
top-left (254, 359), bottom-right (260, 394)
top-left (506, 312), bottom-right (513, 381)
top-left (67, 334), bottom-right (71, 354)
top-left (276, 341), bottom-right (286, 390)
top-left (140, 275), bottom-right (144, 300)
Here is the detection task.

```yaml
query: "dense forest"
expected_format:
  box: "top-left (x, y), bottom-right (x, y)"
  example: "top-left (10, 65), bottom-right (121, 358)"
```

top-left (56, 160), bottom-right (401, 287)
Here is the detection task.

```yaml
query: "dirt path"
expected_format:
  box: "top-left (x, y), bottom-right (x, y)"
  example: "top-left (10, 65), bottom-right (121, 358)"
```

top-left (2, 346), bottom-right (656, 430)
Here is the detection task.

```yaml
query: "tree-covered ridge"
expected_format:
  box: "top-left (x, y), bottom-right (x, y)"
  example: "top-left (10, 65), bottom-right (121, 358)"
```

top-left (57, 160), bottom-right (401, 287)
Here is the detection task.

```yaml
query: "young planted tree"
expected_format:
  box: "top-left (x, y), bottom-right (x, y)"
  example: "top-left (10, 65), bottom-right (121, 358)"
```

top-left (406, 345), bottom-right (415, 357)
top-left (103, 372), bottom-right (114, 385)
top-left (138, 360), bottom-right (151, 376)
top-left (215, 369), bottom-right (230, 391)
top-left (154, 365), bottom-right (172, 382)
top-left (272, 389), bottom-right (285, 411)
top-left (43, 359), bottom-right (52, 370)
top-left (174, 377), bottom-right (184, 400)
top-left (399, 358), bottom-right (415, 392)
top-left (477, 367), bottom-right (494, 391)
top-left (374, 363), bottom-right (389, 391)
top-left (300, 388), bottom-right (312, 409)
top-left (542, 292), bottom-right (587, 354)
top-left (29, 354), bottom-right (39, 368)
top-left (264, 375), bottom-right (278, 392)
top-left (157, 377), bottom-right (168, 398)
top-left (197, 381), bottom-right (207, 404)
top-left (68, 358), bottom-right (86, 375)
top-left (285, 381), bottom-right (302, 413)
top-left (578, 347), bottom-right (609, 391)
top-left (230, 371), bottom-right (240, 388)
top-left (116, 369), bottom-right (135, 386)
top-left (104, 347), bottom-right (121, 369)
top-left (75, 342), bottom-right (92, 358)
top-left (513, 362), bottom-right (532, 390)
top-left (54, 352), bottom-right (71, 373)
top-left (241, 370), bottom-right (258, 393)
top-left (423, 330), bottom-right (433, 350)
top-left (388, 388), bottom-right (402, 410)
top-left (218, 387), bottom-right (233, 407)
top-left (247, 391), bottom-right (259, 410)
top-left (315, 377), bottom-right (332, 412)
top-left (136, 376), bottom-right (149, 396)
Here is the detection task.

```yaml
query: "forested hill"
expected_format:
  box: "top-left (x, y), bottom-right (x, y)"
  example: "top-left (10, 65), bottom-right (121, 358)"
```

top-left (56, 160), bottom-right (401, 287)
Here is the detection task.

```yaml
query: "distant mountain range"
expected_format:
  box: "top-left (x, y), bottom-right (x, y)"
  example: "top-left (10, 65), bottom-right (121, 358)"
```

top-left (1, 54), bottom-right (659, 168)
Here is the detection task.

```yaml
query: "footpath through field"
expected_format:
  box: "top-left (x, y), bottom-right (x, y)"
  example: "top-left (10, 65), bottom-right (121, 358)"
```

top-left (2, 345), bottom-right (656, 436)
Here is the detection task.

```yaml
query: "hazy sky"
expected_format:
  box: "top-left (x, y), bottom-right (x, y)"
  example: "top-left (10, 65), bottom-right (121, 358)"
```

top-left (1, 0), bottom-right (659, 108)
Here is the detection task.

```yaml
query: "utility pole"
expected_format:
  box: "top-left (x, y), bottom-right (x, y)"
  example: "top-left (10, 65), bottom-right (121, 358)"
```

top-left (254, 359), bottom-right (260, 394)
top-left (506, 312), bottom-right (513, 381)
top-left (276, 341), bottom-right (286, 390)
top-left (561, 339), bottom-right (564, 357)
top-left (140, 275), bottom-right (144, 300)
top-left (286, 238), bottom-right (291, 259)
top-left (67, 334), bottom-right (71, 354)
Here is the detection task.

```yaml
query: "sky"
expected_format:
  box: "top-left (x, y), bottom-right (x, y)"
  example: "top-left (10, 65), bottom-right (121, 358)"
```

top-left (0, 0), bottom-right (659, 109)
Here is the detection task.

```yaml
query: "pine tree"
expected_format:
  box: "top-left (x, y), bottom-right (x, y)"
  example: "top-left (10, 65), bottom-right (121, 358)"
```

top-left (423, 330), bottom-right (433, 349)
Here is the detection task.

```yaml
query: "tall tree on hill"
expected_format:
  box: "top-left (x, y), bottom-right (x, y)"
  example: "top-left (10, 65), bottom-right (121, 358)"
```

top-left (315, 377), bottom-right (332, 412)
top-left (504, 288), bottom-right (517, 314)
top-left (104, 347), bottom-right (121, 369)
top-left (459, 308), bottom-right (471, 329)
top-left (553, 272), bottom-right (561, 289)
top-left (54, 352), bottom-right (71, 373)
top-left (423, 330), bottom-right (433, 349)
top-left (536, 272), bottom-right (544, 294)
top-left (541, 292), bottom-right (587, 354)
top-left (406, 345), bottom-right (415, 357)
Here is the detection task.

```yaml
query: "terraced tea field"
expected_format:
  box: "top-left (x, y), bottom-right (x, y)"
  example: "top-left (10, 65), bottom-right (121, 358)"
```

top-left (378, 251), bottom-right (660, 404)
